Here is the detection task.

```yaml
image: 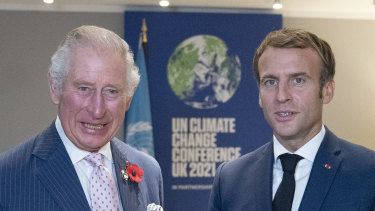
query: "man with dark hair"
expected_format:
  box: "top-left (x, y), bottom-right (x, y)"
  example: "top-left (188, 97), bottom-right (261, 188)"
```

top-left (208, 28), bottom-right (375, 211)
top-left (0, 25), bottom-right (163, 211)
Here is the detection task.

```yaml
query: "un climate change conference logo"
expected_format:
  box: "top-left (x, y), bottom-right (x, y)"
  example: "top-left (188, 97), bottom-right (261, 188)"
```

top-left (167, 35), bottom-right (241, 109)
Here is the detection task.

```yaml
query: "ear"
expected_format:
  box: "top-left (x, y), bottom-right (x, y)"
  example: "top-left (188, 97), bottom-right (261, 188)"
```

top-left (259, 92), bottom-right (263, 108)
top-left (125, 96), bottom-right (133, 111)
top-left (322, 80), bottom-right (335, 104)
top-left (48, 72), bottom-right (61, 105)
top-left (124, 86), bottom-right (137, 111)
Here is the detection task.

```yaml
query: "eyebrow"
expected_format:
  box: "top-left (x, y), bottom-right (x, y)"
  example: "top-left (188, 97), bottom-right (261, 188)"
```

top-left (260, 74), bottom-right (277, 83)
top-left (72, 79), bottom-right (124, 90)
top-left (290, 72), bottom-right (309, 78)
top-left (260, 72), bottom-right (310, 82)
top-left (72, 80), bottom-right (94, 87)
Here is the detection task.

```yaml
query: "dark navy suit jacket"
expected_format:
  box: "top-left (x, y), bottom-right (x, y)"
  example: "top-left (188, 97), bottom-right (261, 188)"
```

top-left (0, 122), bottom-right (163, 211)
top-left (208, 127), bottom-right (375, 211)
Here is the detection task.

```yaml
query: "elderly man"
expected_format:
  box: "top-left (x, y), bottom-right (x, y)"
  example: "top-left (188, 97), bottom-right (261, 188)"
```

top-left (208, 28), bottom-right (375, 211)
top-left (0, 25), bottom-right (163, 211)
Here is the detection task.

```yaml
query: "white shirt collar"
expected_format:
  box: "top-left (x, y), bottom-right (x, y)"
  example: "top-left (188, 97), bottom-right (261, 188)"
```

top-left (273, 125), bottom-right (325, 162)
top-left (55, 116), bottom-right (113, 164)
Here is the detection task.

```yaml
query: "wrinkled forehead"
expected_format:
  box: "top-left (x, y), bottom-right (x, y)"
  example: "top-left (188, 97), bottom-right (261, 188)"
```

top-left (67, 46), bottom-right (127, 77)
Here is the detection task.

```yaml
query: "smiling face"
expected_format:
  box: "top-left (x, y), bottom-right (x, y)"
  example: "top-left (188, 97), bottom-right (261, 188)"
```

top-left (258, 47), bottom-right (334, 151)
top-left (49, 46), bottom-right (131, 152)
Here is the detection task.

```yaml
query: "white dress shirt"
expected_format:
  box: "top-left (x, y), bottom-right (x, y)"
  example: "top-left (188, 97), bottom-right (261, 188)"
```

top-left (55, 117), bottom-right (123, 211)
top-left (272, 125), bottom-right (325, 211)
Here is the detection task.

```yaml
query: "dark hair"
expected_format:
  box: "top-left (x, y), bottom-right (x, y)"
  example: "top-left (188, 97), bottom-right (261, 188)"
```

top-left (253, 28), bottom-right (335, 90)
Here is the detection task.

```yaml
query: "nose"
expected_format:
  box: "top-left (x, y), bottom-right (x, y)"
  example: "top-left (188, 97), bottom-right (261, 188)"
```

top-left (87, 91), bottom-right (106, 119)
top-left (276, 82), bottom-right (291, 103)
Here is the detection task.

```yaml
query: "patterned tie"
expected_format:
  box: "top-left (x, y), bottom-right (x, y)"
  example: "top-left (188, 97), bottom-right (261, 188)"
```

top-left (272, 153), bottom-right (304, 211)
top-left (85, 153), bottom-right (120, 211)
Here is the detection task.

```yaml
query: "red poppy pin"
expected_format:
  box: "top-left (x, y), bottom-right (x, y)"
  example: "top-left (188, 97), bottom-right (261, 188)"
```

top-left (324, 164), bottom-right (331, 169)
top-left (121, 161), bottom-right (144, 183)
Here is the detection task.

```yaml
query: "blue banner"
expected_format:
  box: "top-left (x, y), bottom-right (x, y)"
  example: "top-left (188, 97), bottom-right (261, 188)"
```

top-left (125, 11), bottom-right (281, 210)
top-left (124, 32), bottom-right (155, 157)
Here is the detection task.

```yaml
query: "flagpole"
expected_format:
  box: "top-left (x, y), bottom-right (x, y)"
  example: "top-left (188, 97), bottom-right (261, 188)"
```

top-left (141, 18), bottom-right (148, 64)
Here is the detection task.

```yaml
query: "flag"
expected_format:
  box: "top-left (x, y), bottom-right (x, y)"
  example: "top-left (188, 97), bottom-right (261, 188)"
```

top-left (124, 19), bottom-right (155, 157)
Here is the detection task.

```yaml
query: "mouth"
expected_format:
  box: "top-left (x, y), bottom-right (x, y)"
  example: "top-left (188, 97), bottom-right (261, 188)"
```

top-left (83, 123), bottom-right (105, 130)
top-left (275, 111), bottom-right (297, 121)
top-left (277, 112), bottom-right (294, 117)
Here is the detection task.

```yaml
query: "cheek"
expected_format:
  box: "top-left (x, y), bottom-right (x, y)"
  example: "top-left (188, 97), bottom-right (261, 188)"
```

top-left (59, 95), bottom-right (85, 115)
top-left (259, 92), bottom-right (273, 109)
top-left (108, 100), bottom-right (127, 116)
top-left (296, 93), bottom-right (322, 114)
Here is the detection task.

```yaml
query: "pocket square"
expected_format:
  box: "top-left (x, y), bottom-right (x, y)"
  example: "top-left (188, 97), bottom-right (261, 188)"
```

top-left (147, 203), bottom-right (163, 211)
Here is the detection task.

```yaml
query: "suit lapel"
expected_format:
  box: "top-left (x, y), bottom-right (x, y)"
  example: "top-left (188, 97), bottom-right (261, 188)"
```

top-left (299, 128), bottom-right (342, 210)
top-left (32, 123), bottom-right (90, 210)
top-left (111, 140), bottom-right (143, 211)
top-left (252, 142), bottom-right (274, 211)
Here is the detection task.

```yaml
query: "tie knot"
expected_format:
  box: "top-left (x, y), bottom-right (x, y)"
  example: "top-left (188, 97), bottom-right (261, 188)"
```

top-left (84, 152), bottom-right (104, 167)
top-left (279, 153), bottom-right (303, 173)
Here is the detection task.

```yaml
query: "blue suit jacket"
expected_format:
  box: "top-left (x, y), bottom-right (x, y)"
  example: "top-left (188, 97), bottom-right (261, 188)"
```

top-left (208, 127), bottom-right (375, 211)
top-left (0, 122), bottom-right (163, 211)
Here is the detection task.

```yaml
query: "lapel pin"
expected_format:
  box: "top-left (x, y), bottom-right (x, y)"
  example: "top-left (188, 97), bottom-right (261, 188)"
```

top-left (121, 161), bottom-right (131, 181)
top-left (121, 169), bottom-right (129, 181)
top-left (324, 164), bottom-right (331, 169)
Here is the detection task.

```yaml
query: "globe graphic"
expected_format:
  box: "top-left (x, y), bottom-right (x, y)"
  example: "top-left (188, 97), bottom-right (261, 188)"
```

top-left (167, 35), bottom-right (241, 109)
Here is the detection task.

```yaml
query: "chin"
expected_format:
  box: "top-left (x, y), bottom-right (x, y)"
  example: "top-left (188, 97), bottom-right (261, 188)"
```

top-left (274, 128), bottom-right (298, 138)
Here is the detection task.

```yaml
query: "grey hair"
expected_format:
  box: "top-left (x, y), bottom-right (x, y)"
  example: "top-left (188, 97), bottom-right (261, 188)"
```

top-left (49, 25), bottom-right (140, 98)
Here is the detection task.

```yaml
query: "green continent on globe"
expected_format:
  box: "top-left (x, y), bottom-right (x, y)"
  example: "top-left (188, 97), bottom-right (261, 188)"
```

top-left (167, 35), bottom-right (241, 109)
top-left (167, 43), bottom-right (198, 100)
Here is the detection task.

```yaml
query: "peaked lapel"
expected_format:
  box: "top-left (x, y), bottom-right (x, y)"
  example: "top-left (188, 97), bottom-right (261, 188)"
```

top-left (252, 142), bottom-right (274, 211)
top-left (111, 140), bottom-right (143, 211)
top-left (298, 128), bottom-right (342, 210)
top-left (32, 123), bottom-right (90, 211)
